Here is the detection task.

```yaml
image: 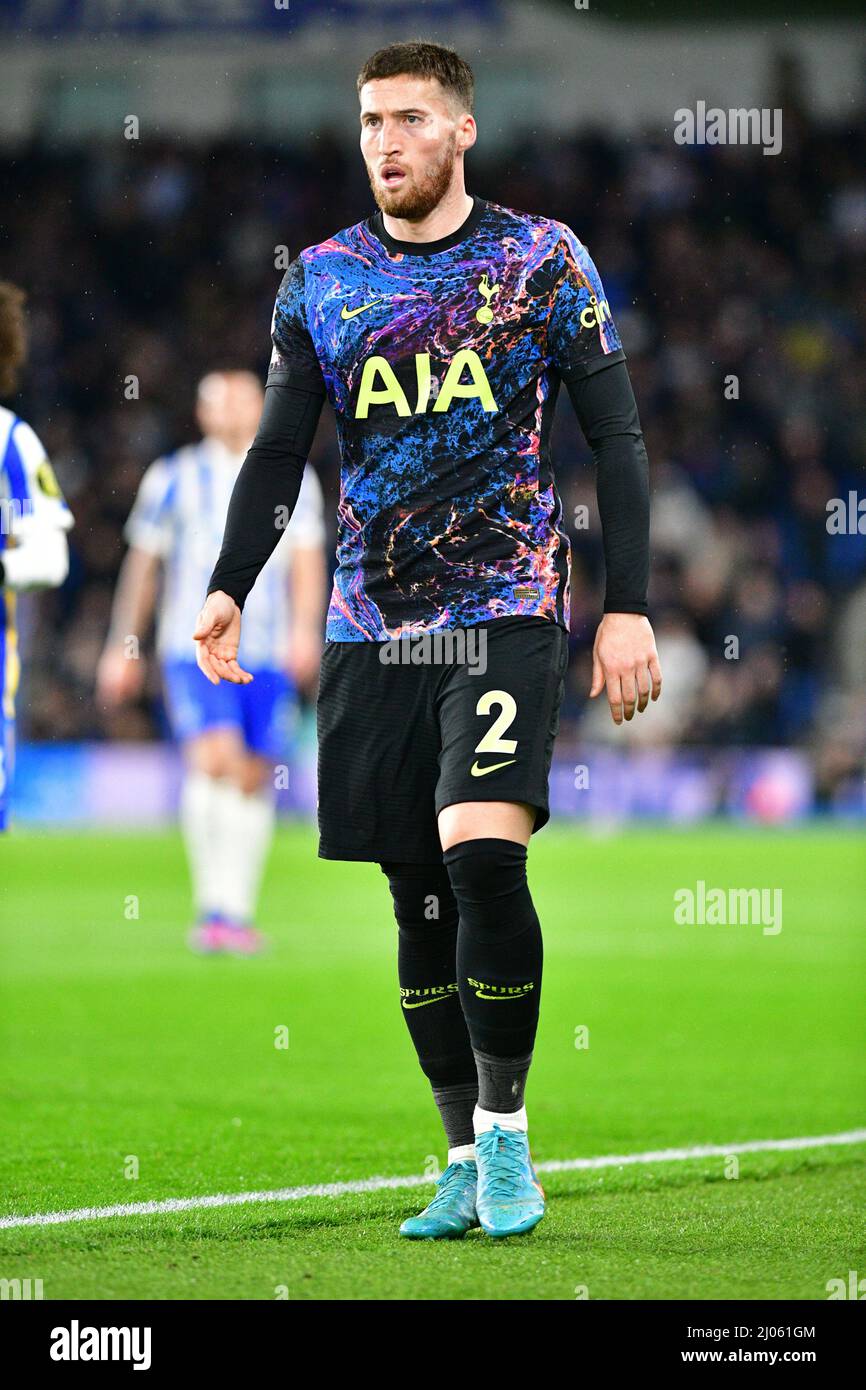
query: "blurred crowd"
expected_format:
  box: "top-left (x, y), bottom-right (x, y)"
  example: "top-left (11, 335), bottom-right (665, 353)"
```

top-left (2, 93), bottom-right (864, 806)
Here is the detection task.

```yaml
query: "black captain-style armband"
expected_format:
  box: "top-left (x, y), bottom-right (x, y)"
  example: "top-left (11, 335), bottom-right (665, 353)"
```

top-left (560, 357), bottom-right (650, 616)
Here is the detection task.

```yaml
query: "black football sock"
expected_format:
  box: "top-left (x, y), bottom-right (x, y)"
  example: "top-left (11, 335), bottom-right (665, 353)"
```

top-left (473, 1048), bottom-right (534, 1114)
top-left (443, 838), bottom-right (542, 1114)
top-left (380, 861), bottom-right (478, 1149)
top-left (430, 1082), bottom-right (481, 1152)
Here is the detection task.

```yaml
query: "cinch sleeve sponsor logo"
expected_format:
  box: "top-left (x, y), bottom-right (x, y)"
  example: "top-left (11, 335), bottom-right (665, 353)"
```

top-left (579, 294), bottom-right (612, 331)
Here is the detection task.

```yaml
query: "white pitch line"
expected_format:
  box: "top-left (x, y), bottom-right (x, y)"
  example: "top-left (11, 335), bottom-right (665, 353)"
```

top-left (2, 1128), bottom-right (864, 1232)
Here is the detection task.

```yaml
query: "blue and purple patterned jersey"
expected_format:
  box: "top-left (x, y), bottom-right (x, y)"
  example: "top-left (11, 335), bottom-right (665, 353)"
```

top-left (267, 196), bottom-right (624, 641)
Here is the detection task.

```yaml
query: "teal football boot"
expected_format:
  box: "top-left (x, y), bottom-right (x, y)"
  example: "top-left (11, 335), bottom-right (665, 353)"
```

top-left (399, 1160), bottom-right (479, 1239)
top-left (475, 1125), bottom-right (545, 1237)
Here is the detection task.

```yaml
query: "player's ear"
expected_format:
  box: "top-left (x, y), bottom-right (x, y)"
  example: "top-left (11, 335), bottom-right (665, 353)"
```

top-left (456, 113), bottom-right (477, 154)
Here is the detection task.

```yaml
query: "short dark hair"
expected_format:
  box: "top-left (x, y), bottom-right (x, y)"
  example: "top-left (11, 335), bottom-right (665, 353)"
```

top-left (0, 281), bottom-right (26, 397)
top-left (357, 40), bottom-right (474, 115)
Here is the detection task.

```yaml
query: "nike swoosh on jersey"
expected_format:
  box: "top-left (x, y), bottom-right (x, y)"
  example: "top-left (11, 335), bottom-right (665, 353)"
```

top-left (470, 759), bottom-right (517, 777)
top-left (402, 995), bottom-right (452, 1010)
top-left (341, 299), bottom-right (383, 320)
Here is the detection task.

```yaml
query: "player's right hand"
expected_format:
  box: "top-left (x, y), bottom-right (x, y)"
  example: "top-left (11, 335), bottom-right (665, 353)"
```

top-left (193, 590), bottom-right (253, 686)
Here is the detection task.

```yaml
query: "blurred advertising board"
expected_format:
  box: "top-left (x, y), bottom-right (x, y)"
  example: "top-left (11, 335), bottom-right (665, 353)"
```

top-left (0, 0), bottom-right (501, 37)
top-left (9, 741), bottom-right (863, 827)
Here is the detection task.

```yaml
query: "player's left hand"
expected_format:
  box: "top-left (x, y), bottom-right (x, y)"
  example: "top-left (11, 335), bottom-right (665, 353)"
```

top-left (589, 612), bottom-right (662, 725)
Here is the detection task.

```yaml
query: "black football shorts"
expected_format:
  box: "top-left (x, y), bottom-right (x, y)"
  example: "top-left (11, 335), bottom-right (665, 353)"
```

top-left (316, 615), bottom-right (568, 862)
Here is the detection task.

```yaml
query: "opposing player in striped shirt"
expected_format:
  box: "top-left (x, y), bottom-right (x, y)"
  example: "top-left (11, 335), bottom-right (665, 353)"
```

top-left (0, 281), bottom-right (73, 832)
top-left (98, 370), bottom-right (326, 953)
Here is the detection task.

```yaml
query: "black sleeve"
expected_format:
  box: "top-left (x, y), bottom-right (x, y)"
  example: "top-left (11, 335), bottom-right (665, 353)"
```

top-left (207, 381), bottom-right (325, 610)
top-left (562, 357), bottom-right (650, 615)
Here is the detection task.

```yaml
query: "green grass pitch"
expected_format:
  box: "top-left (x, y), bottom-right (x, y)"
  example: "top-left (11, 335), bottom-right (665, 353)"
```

top-left (1, 824), bottom-right (864, 1301)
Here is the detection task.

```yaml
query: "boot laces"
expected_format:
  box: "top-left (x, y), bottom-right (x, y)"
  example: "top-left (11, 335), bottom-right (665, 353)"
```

top-left (425, 1161), bottom-right (475, 1212)
top-left (478, 1127), bottom-right (527, 1199)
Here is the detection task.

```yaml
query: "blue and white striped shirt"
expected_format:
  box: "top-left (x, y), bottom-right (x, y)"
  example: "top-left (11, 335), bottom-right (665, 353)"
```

top-left (0, 405), bottom-right (73, 721)
top-left (124, 437), bottom-right (325, 667)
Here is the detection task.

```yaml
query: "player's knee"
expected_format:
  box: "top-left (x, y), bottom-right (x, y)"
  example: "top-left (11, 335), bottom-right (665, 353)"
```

top-left (379, 861), bottom-right (458, 939)
top-left (444, 837), bottom-right (528, 901)
top-left (236, 755), bottom-right (272, 796)
top-left (188, 729), bottom-right (243, 780)
top-left (443, 838), bottom-right (531, 939)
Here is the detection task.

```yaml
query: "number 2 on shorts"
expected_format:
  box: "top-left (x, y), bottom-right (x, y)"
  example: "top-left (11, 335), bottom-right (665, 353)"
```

top-left (470, 690), bottom-right (518, 776)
